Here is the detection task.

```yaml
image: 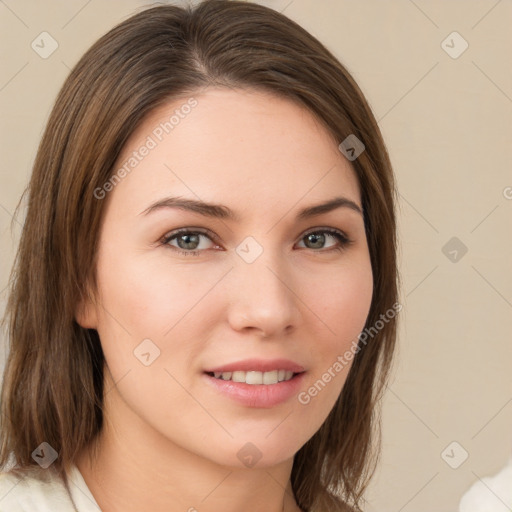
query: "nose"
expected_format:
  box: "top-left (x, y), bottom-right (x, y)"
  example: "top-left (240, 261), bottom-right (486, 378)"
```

top-left (227, 247), bottom-right (301, 338)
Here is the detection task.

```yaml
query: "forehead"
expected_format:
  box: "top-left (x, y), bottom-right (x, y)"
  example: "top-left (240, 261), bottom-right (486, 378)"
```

top-left (107, 87), bottom-right (361, 219)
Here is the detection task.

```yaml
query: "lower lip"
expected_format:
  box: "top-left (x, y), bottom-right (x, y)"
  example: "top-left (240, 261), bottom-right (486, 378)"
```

top-left (203, 372), bottom-right (306, 408)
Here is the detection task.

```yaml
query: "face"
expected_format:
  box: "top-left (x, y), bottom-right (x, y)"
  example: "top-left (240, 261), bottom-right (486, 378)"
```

top-left (77, 87), bottom-right (373, 468)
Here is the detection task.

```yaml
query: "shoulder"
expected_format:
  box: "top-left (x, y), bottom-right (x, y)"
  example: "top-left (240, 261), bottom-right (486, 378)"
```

top-left (459, 456), bottom-right (512, 511)
top-left (0, 467), bottom-right (73, 511)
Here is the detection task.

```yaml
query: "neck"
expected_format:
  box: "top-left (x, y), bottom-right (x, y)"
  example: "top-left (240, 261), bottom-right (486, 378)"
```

top-left (76, 382), bottom-right (301, 512)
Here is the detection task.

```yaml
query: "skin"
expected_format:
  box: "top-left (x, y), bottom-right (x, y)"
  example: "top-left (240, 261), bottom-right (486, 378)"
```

top-left (75, 87), bottom-right (373, 512)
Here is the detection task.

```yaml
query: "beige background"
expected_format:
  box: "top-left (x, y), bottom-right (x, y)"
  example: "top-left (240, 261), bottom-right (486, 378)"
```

top-left (1, 1), bottom-right (511, 511)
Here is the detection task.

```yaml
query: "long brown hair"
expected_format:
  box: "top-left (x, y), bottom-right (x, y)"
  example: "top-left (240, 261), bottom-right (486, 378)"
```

top-left (0, 1), bottom-right (399, 510)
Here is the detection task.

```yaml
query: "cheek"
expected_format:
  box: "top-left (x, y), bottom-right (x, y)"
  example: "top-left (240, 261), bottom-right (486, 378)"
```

top-left (95, 247), bottom-right (183, 334)
top-left (93, 245), bottom-right (217, 386)
top-left (311, 256), bottom-right (373, 348)
top-left (92, 234), bottom-right (374, 460)
top-left (297, 256), bottom-right (373, 416)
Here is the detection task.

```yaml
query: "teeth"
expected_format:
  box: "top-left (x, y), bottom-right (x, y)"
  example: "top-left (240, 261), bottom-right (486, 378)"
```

top-left (211, 369), bottom-right (295, 385)
top-left (263, 370), bottom-right (278, 384)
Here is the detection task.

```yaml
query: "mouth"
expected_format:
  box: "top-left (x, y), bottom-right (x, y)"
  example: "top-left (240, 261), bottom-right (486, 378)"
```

top-left (202, 369), bottom-right (307, 408)
top-left (204, 369), bottom-right (301, 385)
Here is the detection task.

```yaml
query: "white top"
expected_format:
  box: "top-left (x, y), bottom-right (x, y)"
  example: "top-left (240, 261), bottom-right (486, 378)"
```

top-left (459, 455), bottom-right (512, 512)
top-left (0, 464), bottom-right (101, 511)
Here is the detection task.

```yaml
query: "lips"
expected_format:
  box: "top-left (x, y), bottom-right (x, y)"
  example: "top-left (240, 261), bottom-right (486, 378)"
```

top-left (206, 369), bottom-right (296, 385)
top-left (203, 358), bottom-right (305, 374)
top-left (203, 370), bottom-right (306, 408)
top-left (202, 358), bottom-right (307, 407)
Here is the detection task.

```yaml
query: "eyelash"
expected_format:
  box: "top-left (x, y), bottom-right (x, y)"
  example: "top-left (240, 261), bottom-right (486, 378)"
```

top-left (160, 227), bottom-right (353, 257)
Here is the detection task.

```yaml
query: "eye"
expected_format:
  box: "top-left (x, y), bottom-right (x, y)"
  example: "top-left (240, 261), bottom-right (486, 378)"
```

top-left (161, 228), bottom-right (218, 256)
top-left (297, 228), bottom-right (352, 253)
top-left (160, 227), bottom-right (353, 256)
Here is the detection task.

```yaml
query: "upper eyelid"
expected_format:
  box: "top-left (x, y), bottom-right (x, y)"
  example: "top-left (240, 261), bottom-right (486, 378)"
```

top-left (162, 226), bottom-right (350, 245)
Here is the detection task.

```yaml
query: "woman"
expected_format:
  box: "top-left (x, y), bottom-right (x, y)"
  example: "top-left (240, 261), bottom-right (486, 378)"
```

top-left (0, 1), bottom-right (399, 511)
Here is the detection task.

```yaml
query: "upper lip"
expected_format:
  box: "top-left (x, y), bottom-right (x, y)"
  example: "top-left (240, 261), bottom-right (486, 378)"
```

top-left (204, 358), bottom-right (305, 374)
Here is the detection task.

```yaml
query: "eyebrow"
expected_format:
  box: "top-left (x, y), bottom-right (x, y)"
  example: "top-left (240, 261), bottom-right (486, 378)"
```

top-left (139, 195), bottom-right (363, 220)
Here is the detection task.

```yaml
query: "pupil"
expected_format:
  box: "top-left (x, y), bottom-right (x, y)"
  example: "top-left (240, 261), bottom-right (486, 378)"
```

top-left (176, 233), bottom-right (327, 251)
top-left (179, 233), bottom-right (199, 249)
top-left (308, 233), bottom-right (324, 249)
